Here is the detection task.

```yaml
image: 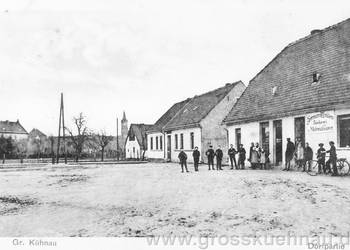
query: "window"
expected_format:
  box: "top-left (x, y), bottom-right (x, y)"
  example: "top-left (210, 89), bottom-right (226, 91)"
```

top-left (313, 73), bottom-right (321, 83)
top-left (160, 136), bottom-right (163, 150)
top-left (180, 133), bottom-right (184, 149)
top-left (235, 128), bottom-right (241, 149)
top-left (295, 117), bottom-right (305, 144)
top-left (190, 132), bottom-right (194, 149)
top-left (175, 134), bottom-right (178, 149)
top-left (156, 136), bottom-right (159, 150)
top-left (150, 137), bottom-right (153, 150)
top-left (339, 115), bottom-right (350, 147)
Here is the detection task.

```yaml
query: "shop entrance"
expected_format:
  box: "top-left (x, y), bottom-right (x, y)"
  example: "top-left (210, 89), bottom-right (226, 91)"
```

top-left (295, 117), bottom-right (305, 144)
top-left (273, 120), bottom-right (283, 164)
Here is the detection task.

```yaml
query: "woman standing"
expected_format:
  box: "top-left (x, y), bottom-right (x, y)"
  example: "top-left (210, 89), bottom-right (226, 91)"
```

top-left (250, 142), bottom-right (261, 169)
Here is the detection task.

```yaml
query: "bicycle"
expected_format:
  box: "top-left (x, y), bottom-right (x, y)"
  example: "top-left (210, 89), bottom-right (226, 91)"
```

top-left (308, 157), bottom-right (350, 176)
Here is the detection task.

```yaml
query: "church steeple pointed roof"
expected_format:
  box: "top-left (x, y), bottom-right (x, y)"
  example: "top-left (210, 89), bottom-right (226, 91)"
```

top-left (121, 111), bottom-right (127, 122)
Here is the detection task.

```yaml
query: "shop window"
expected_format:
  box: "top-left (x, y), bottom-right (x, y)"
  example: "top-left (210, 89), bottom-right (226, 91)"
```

top-left (338, 115), bottom-right (350, 147)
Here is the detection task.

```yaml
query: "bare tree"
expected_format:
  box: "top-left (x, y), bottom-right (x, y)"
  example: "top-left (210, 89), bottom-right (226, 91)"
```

top-left (93, 131), bottom-right (113, 162)
top-left (65, 113), bottom-right (89, 162)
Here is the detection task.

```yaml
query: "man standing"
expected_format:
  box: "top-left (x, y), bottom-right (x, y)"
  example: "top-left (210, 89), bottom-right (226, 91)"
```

top-left (215, 146), bottom-right (223, 170)
top-left (206, 145), bottom-right (215, 170)
top-left (248, 142), bottom-right (254, 163)
top-left (283, 138), bottom-right (295, 171)
top-left (304, 142), bottom-right (313, 172)
top-left (238, 144), bottom-right (246, 169)
top-left (192, 146), bottom-right (200, 172)
top-left (326, 141), bottom-right (338, 176)
top-left (317, 143), bottom-right (326, 174)
top-left (228, 144), bottom-right (238, 169)
top-left (178, 150), bottom-right (189, 173)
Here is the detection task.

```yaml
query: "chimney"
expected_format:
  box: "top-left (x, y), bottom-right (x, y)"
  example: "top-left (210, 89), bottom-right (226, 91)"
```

top-left (310, 29), bottom-right (321, 35)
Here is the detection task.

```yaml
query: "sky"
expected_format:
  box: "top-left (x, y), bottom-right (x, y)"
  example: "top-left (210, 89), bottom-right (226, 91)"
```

top-left (0, 0), bottom-right (349, 136)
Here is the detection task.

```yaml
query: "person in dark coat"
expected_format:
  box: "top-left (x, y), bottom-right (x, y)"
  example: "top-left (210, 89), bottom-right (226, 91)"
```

top-left (316, 143), bottom-right (326, 174)
top-left (283, 138), bottom-right (295, 171)
top-left (215, 146), bottom-right (223, 170)
top-left (304, 142), bottom-right (313, 172)
top-left (206, 145), bottom-right (215, 170)
top-left (238, 144), bottom-right (246, 169)
top-left (178, 150), bottom-right (189, 173)
top-left (326, 141), bottom-right (338, 176)
top-left (192, 147), bottom-right (200, 172)
top-left (228, 144), bottom-right (238, 169)
top-left (248, 142), bottom-right (254, 163)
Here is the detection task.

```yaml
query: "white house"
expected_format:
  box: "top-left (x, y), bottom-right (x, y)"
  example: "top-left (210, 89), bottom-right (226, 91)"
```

top-left (223, 18), bottom-right (350, 167)
top-left (0, 120), bottom-right (28, 140)
top-left (147, 82), bottom-right (246, 163)
top-left (125, 124), bottom-right (152, 160)
top-left (146, 99), bottom-right (190, 161)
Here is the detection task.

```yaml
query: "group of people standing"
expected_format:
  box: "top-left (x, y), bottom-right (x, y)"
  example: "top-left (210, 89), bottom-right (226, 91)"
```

top-left (248, 142), bottom-right (269, 170)
top-left (177, 144), bottom-right (247, 173)
top-left (284, 138), bottom-right (339, 176)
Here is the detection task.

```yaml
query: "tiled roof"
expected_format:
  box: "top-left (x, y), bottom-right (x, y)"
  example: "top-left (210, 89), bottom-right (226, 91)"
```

top-left (147, 99), bottom-right (191, 133)
top-left (224, 18), bottom-right (350, 125)
top-left (29, 128), bottom-right (47, 138)
top-left (0, 120), bottom-right (28, 135)
top-left (164, 82), bottom-right (241, 131)
top-left (127, 124), bottom-right (153, 150)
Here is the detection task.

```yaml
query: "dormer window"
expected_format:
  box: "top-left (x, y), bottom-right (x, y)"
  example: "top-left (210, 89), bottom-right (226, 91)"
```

top-left (312, 73), bottom-right (321, 83)
top-left (272, 86), bottom-right (278, 96)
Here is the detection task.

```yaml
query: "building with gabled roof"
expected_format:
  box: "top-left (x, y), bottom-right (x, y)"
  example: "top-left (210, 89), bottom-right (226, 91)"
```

top-left (125, 123), bottom-right (153, 159)
top-left (0, 120), bottom-right (28, 140)
top-left (146, 98), bottom-right (191, 160)
top-left (224, 18), bottom-right (350, 166)
top-left (147, 81), bottom-right (245, 162)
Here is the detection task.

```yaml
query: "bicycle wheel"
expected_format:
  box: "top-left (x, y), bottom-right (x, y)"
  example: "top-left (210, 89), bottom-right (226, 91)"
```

top-left (338, 160), bottom-right (350, 176)
top-left (309, 160), bottom-right (319, 175)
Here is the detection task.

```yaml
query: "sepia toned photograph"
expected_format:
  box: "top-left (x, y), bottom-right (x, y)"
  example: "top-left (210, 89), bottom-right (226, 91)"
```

top-left (1, 0), bottom-right (350, 249)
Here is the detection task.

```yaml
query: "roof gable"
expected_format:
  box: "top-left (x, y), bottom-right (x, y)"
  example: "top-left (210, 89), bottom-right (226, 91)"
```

top-left (127, 124), bottom-right (153, 149)
top-left (164, 82), bottom-right (240, 131)
top-left (147, 99), bottom-right (191, 133)
top-left (224, 18), bottom-right (350, 125)
top-left (0, 120), bottom-right (28, 135)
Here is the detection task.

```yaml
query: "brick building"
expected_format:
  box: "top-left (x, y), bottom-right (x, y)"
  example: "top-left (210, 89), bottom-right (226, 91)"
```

top-left (148, 82), bottom-right (245, 163)
top-left (224, 18), bottom-right (350, 166)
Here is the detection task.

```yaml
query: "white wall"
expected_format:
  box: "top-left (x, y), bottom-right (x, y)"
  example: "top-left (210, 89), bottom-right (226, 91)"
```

top-left (125, 138), bottom-right (141, 159)
top-left (227, 108), bottom-right (350, 166)
top-left (146, 132), bottom-right (165, 159)
top-left (170, 127), bottom-right (202, 163)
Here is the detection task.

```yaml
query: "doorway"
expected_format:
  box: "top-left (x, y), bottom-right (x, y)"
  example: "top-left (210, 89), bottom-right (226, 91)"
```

top-left (167, 135), bottom-right (171, 161)
top-left (273, 120), bottom-right (282, 164)
top-left (295, 117), bottom-right (305, 144)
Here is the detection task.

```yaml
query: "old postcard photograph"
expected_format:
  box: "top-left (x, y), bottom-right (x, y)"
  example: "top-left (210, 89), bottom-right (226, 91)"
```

top-left (0, 0), bottom-right (350, 249)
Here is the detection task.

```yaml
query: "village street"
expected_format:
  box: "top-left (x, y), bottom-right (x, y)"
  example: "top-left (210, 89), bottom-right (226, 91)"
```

top-left (0, 163), bottom-right (349, 237)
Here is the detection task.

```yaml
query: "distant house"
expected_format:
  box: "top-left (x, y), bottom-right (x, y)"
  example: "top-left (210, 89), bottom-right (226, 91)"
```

top-left (147, 82), bottom-right (245, 163)
top-left (223, 18), bottom-right (350, 166)
top-left (146, 99), bottom-right (191, 160)
top-left (0, 120), bottom-right (28, 140)
top-left (125, 124), bottom-right (153, 159)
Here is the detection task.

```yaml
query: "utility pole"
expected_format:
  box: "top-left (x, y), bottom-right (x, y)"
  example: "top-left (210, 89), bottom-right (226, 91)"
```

top-left (116, 116), bottom-right (119, 161)
top-left (56, 93), bottom-right (67, 164)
